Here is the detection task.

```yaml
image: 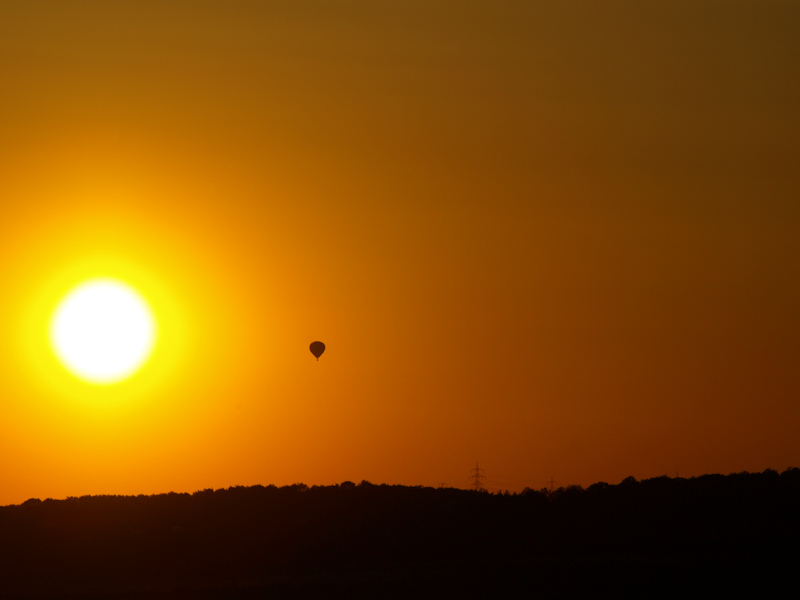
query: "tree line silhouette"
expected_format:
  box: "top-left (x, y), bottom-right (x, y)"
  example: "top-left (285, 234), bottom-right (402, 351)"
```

top-left (1, 469), bottom-right (798, 598)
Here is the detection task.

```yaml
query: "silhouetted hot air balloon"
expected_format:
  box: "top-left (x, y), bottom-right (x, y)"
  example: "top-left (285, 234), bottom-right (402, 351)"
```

top-left (310, 341), bottom-right (325, 360)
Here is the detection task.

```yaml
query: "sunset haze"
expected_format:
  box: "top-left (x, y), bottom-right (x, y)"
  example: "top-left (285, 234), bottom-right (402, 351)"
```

top-left (1, 1), bottom-right (798, 506)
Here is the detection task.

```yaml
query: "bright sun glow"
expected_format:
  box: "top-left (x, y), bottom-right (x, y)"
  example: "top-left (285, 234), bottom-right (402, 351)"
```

top-left (50, 279), bottom-right (156, 384)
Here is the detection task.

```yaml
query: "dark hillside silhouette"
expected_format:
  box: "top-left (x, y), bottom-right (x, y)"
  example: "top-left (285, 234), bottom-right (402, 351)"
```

top-left (1, 469), bottom-right (798, 598)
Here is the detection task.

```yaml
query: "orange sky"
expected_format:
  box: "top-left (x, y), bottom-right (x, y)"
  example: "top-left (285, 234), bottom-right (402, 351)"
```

top-left (1, 1), bottom-right (799, 505)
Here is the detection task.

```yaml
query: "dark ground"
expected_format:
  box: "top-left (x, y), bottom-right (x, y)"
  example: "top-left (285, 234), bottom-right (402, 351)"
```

top-left (2, 470), bottom-right (798, 598)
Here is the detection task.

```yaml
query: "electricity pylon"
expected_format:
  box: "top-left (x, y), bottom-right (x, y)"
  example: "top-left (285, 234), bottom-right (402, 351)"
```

top-left (469, 461), bottom-right (486, 491)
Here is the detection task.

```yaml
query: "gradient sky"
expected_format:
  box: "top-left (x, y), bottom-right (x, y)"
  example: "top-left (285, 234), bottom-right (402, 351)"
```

top-left (1, 1), bottom-right (798, 505)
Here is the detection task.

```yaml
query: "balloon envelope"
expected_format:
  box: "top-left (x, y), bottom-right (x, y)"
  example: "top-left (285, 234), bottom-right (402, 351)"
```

top-left (310, 341), bottom-right (325, 360)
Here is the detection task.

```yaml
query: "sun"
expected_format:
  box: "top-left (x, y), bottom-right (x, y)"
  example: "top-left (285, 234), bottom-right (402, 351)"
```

top-left (50, 278), bottom-right (156, 384)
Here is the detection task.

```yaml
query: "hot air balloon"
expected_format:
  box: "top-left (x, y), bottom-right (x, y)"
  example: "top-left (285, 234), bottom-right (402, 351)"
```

top-left (310, 341), bottom-right (325, 360)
